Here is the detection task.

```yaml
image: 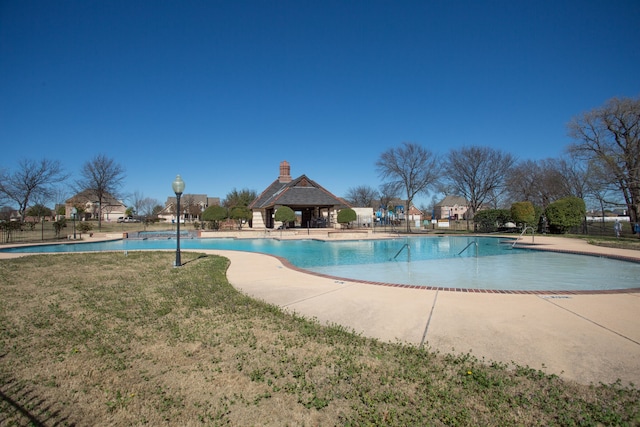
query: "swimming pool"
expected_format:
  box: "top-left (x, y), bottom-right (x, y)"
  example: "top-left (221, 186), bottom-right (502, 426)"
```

top-left (2, 236), bottom-right (639, 292)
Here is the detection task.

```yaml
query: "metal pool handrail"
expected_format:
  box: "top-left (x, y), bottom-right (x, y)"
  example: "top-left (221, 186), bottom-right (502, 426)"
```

top-left (458, 240), bottom-right (478, 256)
top-left (512, 226), bottom-right (535, 248)
top-left (391, 243), bottom-right (410, 260)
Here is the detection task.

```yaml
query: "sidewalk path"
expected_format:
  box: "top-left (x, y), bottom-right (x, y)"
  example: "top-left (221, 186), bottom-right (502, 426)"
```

top-left (213, 235), bottom-right (640, 386)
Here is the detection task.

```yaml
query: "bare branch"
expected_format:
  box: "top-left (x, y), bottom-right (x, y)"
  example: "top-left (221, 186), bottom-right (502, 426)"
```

top-left (445, 146), bottom-right (516, 217)
top-left (76, 154), bottom-right (126, 230)
top-left (567, 96), bottom-right (640, 222)
top-left (344, 185), bottom-right (379, 207)
top-left (376, 142), bottom-right (442, 231)
top-left (0, 158), bottom-right (68, 221)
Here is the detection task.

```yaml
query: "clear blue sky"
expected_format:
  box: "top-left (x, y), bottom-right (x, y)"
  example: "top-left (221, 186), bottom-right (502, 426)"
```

top-left (1, 0), bottom-right (639, 209)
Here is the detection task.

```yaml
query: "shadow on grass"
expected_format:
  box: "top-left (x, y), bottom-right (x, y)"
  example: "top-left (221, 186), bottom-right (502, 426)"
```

top-left (179, 253), bottom-right (209, 266)
top-left (0, 377), bottom-right (75, 426)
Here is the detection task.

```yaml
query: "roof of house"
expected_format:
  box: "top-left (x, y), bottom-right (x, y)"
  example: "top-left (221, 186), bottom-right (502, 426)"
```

top-left (250, 174), bottom-right (350, 209)
top-left (159, 195), bottom-right (219, 216)
top-left (165, 194), bottom-right (219, 207)
top-left (66, 190), bottom-right (123, 206)
top-left (408, 205), bottom-right (423, 215)
top-left (435, 195), bottom-right (468, 207)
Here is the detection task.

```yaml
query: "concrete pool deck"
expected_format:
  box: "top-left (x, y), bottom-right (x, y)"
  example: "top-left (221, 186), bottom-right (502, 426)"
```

top-left (2, 233), bottom-right (639, 386)
top-left (210, 235), bottom-right (640, 387)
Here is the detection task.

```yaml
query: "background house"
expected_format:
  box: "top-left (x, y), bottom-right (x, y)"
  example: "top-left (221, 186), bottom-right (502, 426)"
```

top-left (434, 195), bottom-right (469, 220)
top-left (407, 205), bottom-right (424, 223)
top-left (158, 194), bottom-right (220, 223)
top-left (65, 190), bottom-right (126, 222)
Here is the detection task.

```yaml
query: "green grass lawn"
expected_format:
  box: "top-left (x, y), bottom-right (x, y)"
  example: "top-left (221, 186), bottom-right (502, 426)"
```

top-left (1, 252), bottom-right (638, 425)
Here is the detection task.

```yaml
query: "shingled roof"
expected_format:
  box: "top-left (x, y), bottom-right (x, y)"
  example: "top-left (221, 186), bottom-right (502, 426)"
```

top-left (66, 189), bottom-right (123, 206)
top-left (435, 195), bottom-right (468, 207)
top-left (250, 172), bottom-right (349, 210)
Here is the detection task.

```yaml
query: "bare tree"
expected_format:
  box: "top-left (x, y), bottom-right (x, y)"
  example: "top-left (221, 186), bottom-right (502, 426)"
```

top-left (375, 183), bottom-right (399, 224)
top-left (583, 159), bottom-right (626, 224)
top-left (0, 158), bottom-right (67, 221)
top-left (139, 197), bottom-right (161, 220)
top-left (483, 187), bottom-right (511, 210)
top-left (507, 158), bottom-right (574, 209)
top-left (0, 167), bottom-right (6, 206)
top-left (555, 157), bottom-right (591, 201)
top-left (76, 154), bottom-right (126, 230)
top-left (506, 160), bottom-right (540, 205)
top-left (376, 142), bottom-right (442, 232)
top-left (0, 206), bottom-right (13, 221)
top-left (552, 157), bottom-right (596, 233)
top-left (51, 187), bottom-right (70, 219)
top-left (128, 191), bottom-right (160, 221)
top-left (567, 96), bottom-right (640, 223)
top-left (506, 160), bottom-right (556, 208)
top-left (344, 185), bottom-right (379, 207)
top-left (181, 195), bottom-right (201, 221)
top-left (445, 146), bottom-right (516, 224)
top-left (378, 183), bottom-right (399, 210)
top-left (128, 190), bottom-right (146, 217)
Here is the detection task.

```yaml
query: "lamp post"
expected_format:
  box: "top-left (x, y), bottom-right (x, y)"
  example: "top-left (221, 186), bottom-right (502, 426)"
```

top-left (172, 175), bottom-right (185, 267)
top-left (71, 207), bottom-right (77, 239)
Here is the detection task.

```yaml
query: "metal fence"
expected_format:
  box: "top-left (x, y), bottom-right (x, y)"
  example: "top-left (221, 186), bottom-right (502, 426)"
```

top-left (372, 219), bottom-right (472, 233)
top-left (0, 221), bottom-right (67, 245)
top-left (582, 220), bottom-right (637, 238)
top-left (2, 218), bottom-right (636, 245)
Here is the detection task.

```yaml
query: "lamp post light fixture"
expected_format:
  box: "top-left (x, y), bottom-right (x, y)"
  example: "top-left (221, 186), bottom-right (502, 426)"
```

top-left (172, 175), bottom-right (185, 267)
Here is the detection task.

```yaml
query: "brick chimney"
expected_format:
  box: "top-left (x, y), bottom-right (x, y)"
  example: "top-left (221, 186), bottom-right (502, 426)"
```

top-left (278, 160), bottom-right (292, 183)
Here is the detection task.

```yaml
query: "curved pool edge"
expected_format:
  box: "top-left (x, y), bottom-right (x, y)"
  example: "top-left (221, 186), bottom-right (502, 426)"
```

top-left (225, 233), bottom-right (640, 294)
top-left (2, 234), bottom-right (639, 294)
top-left (236, 234), bottom-right (640, 294)
top-left (264, 252), bottom-right (640, 295)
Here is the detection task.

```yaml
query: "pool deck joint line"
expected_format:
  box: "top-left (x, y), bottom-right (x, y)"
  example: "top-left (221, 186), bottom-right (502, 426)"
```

top-left (420, 289), bottom-right (439, 348)
top-left (538, 294), bottom-right (640, 346)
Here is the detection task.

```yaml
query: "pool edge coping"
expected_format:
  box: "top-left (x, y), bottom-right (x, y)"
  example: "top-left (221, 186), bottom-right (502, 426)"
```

top-left (2, 234), bottom-right (639, 294)
top-left (268, 252), bottom-right (640, 295)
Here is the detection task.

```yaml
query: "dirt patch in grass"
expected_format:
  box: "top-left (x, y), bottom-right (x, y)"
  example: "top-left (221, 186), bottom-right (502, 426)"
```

top-left (1, 252), bottom-right (638, 425)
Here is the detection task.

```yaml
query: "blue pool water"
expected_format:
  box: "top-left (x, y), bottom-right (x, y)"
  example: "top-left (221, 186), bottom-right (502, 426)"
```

top-left (2, 236), bottom-right (639, 291)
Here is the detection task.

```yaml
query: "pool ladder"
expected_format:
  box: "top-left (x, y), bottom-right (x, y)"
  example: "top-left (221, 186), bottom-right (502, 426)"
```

top-left (458, 240), bottom-right (478, 256)
top-left (512, 226), bottom-right (535, 248)
top-left (390, 243), bottom-right (410, 260)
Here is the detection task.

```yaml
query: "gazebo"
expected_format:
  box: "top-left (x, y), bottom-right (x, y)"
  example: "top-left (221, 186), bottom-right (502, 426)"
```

top-left (249, 161), bottom-right (351, 229)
